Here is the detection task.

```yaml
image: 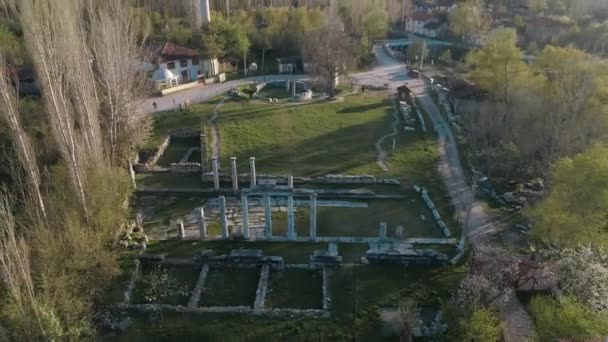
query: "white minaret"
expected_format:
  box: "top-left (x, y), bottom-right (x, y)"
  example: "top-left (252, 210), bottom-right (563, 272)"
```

top-left (201, 0), bottom-right (211, 25)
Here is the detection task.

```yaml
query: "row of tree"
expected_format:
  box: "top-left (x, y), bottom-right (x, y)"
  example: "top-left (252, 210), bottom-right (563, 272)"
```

top-left (0, 0), bottom-right (149, 339)
top-left (461, 28), bottom-right (608, 179)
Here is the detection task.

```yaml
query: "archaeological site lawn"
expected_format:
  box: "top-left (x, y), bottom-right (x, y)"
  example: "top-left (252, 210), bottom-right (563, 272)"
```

top-left (110, 263), bottom-right (467, 341)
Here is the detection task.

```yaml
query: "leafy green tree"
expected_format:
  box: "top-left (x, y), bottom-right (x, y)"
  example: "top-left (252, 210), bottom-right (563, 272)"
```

top-left (531, 146), bottom-right (608, 248)
top-left (530, 295), bottom-right (608, 341)
top-left (438, 49), bottom-right (453, 65)
top-left (449, 0), bottom-right (489, 40)
top-left (466, 28), bottom-right (533, 99)
top-left (361, 8), bottom-right (389, 50)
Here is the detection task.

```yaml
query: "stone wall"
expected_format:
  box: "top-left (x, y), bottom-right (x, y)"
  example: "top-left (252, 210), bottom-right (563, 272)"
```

top-left (170, 162), bottom-right (201, 173)
top-left (122, 260), bottom-right (140, 305)
top-left (413, 185), bottom-right (452, 238)
top-left (253, 265), bottom-right (270, 311)
top-left (136, 136), bottom-right (170, 172)
top-left (170, 128), bottom-right (200, 139)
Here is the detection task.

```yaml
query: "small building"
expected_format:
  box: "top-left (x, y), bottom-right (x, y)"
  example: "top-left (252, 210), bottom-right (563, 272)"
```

top-left (146, 41), bottom-right (219, 88)
top-left (276, 57), bottom-right (301, 73)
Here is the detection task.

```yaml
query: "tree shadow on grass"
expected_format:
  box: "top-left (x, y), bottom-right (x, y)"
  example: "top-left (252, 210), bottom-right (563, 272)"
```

top-left (337, 100), bottom-right (391, 114)
top-left (222, 113), bottom-right (392, 176)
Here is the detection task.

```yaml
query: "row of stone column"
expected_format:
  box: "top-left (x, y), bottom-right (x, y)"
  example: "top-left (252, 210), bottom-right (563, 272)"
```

top-left (212, 157), bottom-right (298, 192)
top-left (190, 193), bottom-right (318, 241)
top-left (211, 156), bottom-right (257, 192)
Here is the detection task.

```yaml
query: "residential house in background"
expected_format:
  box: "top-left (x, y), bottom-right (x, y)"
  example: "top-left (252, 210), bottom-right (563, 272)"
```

top-left (406, 11), bottom-right (448, 39)
top-left (147, 41), bottom-right (219, 89)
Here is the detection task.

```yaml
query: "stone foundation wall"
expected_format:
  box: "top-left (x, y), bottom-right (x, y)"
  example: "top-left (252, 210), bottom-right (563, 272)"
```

top-left (413, 185), bottom-right (452, 238)
top-left (122, 260), bottom-right (140, 305)
top-left (170, 162), bottom-right (201, 173)
top-left (170, 128), bottom-right (200, 139)
top-left (253, 265), bottom-right (270, 311)
top-left (136, 136), bottom-right (170, 172)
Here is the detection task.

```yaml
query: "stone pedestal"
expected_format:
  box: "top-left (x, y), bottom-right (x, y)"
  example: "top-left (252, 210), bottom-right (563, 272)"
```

top-left (177, 219), bottom-right (185, 239)
top-left (241, 194), bottom-right (250, 239)
top-left (230, 157), bottom-right (238, 192)
top-left (379, 222), bottom-right (387, 240)
top-left (309, 193), bottom-right (317, 241)
top-left (249, 157), bottom-right (257, 186)
top-left (264, 194), bottom-right (272, 238)
top-left (198, 208), bottom-right (207, 239)
top-left (212, 157), bottom-right (220, 191)
top-left (287, 195), bottom-right (296, 240)
top-left (219, 196), bottom-right (229, 239)
top-left (287, 175), bottom-right (294, 189)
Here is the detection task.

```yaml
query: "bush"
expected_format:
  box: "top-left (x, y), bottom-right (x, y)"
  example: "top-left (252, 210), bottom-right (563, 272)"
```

top-left (529, 295), bottom-right (608, 341)
top-left (444, 306), bottom-right (501, 342)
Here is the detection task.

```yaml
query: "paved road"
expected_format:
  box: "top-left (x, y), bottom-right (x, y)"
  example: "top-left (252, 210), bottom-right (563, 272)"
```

top-left (145, 74), bottom-right (309, 113)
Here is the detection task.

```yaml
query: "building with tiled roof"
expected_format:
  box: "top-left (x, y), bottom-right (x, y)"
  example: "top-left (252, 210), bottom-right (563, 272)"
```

top-left (405, 11), bottom-right (447, 39)
top-left (146, 41), bottom-right (219, 89)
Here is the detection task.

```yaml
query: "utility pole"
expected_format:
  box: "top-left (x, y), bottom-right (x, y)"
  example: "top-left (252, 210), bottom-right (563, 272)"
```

top-left (419, 40), bottom-right (426, 71)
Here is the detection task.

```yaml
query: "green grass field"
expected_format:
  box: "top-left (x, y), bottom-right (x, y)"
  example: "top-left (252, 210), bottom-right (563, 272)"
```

top-left (265, 270), bottom-right (323, 309)
top-left (199, 267), bottom-right (260, 307)
top-left (131, 264), bottom-right (201, 306)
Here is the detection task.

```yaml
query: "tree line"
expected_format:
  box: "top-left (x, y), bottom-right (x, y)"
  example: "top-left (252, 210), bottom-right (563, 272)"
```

top-left (0, 0), bottom-right (150, 339)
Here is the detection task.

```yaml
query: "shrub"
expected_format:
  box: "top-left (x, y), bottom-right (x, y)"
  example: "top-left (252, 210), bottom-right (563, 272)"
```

top-left (529, 295), bottom-right (608, 341)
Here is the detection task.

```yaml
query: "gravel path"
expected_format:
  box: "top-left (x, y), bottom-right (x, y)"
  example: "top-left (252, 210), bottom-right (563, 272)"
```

top-left (209, 98), bottom-right (225, 166)
top-left (374, 98), bottom-right (401, 171)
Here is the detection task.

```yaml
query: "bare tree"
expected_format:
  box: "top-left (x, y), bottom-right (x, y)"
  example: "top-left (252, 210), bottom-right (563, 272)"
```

top-left (0, 57), bottom-right (47, 222)
top-left (302, 20), bottom-right (357, 97)
top-left (87, 0), bottom-right (152, 166)
top-left (0, 190), bottom-right (44, 340)
top-left (19, 0), bottom-right (103, 217)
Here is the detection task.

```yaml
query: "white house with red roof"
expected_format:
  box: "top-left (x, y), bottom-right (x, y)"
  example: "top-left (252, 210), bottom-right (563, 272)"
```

top-left (147, 41), bottom-right (219, 89)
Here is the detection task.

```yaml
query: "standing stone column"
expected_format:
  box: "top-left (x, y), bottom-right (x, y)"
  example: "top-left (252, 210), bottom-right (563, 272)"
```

top-left (287, 194), bottom-right (296, 240)
top-left (241, 194), bottom-right (250, 240)
top-left (264, 194), bottom-right (272, 238)
top-left (287, 175), bottom-right (294, 189)
top-left (198, 207), bottom-right (207, 239)
top-left (200, 132), bottom-right (209, 181)
top-left (219, 196), bottom-right (229, 239)
top-left (309, 193), bottom-right (317, 241)
top-left (177, 219), bottom-right (185, 239)
top-left (285, 79), bottom-right (290, 92)
top-left (230, 157), bottom-right (238, 192)
top-left (292, 81), bottom-right (297, 96)
top-left (249, 157), bottom-right (257, 186)
top-left (128, 161), bottom-right (137, 190)
top-left (212, 157), bottom-right (220, 191)
top-left (378, 222), bottom-right (387, 240)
